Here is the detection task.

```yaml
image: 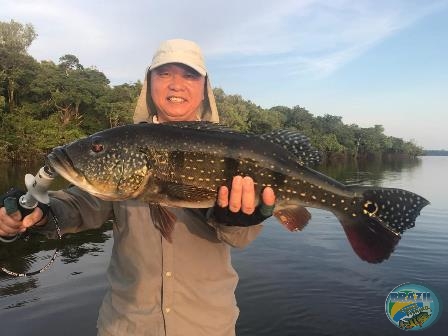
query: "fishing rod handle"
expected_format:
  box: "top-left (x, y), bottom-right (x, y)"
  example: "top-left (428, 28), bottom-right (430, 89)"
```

top-left (4, 194), bottom-right (36, 217)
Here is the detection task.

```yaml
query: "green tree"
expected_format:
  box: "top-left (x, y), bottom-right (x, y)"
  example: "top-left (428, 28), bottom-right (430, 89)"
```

top-left (58, 54), bottom-right (84, 75)
top-left (0, 20), bottom-right (37, 114)
top-left (0, 20), bottom-right (37, 52)
top-left (95, 83), bottom-right (141, 128)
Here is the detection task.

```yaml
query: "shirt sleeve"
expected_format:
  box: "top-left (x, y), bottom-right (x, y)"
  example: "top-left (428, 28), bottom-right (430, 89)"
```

top-left (36, 186), bottom-right (113, 238)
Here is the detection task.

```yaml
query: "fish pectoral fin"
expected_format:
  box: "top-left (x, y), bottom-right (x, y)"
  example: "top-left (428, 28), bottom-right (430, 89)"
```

top-left (335, 212), bottom-right (401, 264)
top-left (149, 204), bottom-right (176, 243)
top-left (163, 182), bottom-right (217, 202)
top-left (273, 205), bottom-right (311, 232)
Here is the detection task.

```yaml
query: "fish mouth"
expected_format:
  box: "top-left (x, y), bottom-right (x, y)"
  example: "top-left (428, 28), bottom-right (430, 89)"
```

top-left (47, 147), bottom-right (86, 186)
top-left (47, 147), bottom-right (129, 201)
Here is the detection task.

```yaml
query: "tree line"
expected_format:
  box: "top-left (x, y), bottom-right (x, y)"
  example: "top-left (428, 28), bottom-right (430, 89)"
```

top-left (1, 20), bottom-right (424, 162)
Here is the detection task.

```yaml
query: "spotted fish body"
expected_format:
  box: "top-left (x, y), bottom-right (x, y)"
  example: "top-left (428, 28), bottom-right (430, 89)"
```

top-left (399, 312), bottom-right (431, 329)
top-left (47, 122), bottom-right (429, 263)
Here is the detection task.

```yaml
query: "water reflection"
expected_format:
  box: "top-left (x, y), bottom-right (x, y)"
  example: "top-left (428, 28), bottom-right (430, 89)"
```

top-left (1, 157), bottom-right (446, 336)
top-left (318, 156), bottom-right (423, 185)
top-left (0, 221), bottom-right (112, 296)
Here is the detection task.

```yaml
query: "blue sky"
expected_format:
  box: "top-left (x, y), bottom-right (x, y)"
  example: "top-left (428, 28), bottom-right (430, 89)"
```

top-left (1, 0), bottom-right (447, 149)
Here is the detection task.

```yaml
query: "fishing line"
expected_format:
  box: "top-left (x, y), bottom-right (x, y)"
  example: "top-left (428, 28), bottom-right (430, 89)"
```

top-left (0, 208), bottom-right (62, 277)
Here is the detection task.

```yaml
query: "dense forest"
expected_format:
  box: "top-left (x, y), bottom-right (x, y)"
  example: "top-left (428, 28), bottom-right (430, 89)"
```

top-left (1, 20), bottom-right (424, 162)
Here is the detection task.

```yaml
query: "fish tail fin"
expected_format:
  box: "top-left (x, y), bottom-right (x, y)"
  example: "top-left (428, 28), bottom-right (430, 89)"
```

top-left (335, 187), bottom-right (429, 263)
top-left (336, 211), bottom-right (401, 263)
top-left (351, 186), bottom-right (430, 234)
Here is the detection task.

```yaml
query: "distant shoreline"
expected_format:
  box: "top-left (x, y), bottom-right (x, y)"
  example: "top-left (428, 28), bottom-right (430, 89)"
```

top-left (423, 150), bottom-right (448, 156)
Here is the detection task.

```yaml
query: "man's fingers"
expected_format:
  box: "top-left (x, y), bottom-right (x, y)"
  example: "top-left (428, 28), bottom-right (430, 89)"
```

top-left (262, 187), bottom-right (275, 206)
top-left (0, 224), bottom-right (18, 236)
top-left (217, 186), bottom-right (229, 208)
top-left (0, 208), bottom-right (22, 235)
top-left (22, 207), bottom-right (44, 228)
top-left (241, 176), bottom-right (256, 215)
top-left (218, 177), bottom-right (276, 217)
top-left (228, 176), bottom-right (243, 212)
top-left (1, 207), bottom-right (22, 221)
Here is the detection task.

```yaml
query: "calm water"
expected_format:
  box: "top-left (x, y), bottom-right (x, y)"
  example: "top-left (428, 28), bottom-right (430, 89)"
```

top-left (0, 157), bottom-right (447, 335)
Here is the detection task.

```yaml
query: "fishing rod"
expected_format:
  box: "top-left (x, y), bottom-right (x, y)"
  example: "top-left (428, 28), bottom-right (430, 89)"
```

top-left (1, 164), bottom-right (62, 277)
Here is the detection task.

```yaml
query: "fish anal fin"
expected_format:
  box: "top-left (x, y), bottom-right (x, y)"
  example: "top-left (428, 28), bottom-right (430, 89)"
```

top-left (149, 204), bottom-right (176, 243)
top-left (163, 182), bottom-right (216, 202)
top-left (336, 213), bottom-right (401, 263)
top-left (273, 205), bottom-right (311, 232)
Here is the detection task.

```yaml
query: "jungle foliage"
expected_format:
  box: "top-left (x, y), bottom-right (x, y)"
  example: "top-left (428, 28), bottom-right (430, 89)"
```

top-left (0, 20), bottom-right (423, 162)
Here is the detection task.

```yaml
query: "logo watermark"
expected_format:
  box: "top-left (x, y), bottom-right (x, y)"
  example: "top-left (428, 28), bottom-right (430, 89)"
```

top-left (385, 283), bottom-right (442, 331)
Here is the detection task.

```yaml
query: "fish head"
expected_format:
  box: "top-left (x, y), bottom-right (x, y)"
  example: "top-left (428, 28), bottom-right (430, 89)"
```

top-left (47, 129), bottom-right (151, 200)
top-left (416, 312), bottom-right (430, 323)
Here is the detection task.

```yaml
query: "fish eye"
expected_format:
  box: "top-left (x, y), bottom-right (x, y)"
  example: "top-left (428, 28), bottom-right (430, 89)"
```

top-left (91, 137), bottom-right (105, 153)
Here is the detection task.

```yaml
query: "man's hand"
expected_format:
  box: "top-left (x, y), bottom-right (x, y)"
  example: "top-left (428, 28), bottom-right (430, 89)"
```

top-left (0, 207), bottom-right (45, 238)
top-left (0, 188), bottom-right (48, 239)
top-left (214, 176), bottom-right (275, 226)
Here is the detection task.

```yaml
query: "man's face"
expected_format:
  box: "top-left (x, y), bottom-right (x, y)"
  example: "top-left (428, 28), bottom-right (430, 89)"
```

top-left (150, 63), bottom-right (205, 122)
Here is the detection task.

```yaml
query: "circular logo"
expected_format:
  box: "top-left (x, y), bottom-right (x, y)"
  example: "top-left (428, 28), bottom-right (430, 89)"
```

top-left (385, 283), bottom-right (442, 331)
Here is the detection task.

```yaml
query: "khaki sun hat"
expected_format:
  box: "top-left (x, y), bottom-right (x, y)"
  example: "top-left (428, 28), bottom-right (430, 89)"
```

top-left (134, 39), bottom-right (219, 124)
top-left (149, 39), bottom-right (207, 76)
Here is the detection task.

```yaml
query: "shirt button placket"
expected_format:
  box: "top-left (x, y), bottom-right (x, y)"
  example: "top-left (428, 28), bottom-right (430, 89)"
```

top-left (162, 237), bottom-right (175, 330)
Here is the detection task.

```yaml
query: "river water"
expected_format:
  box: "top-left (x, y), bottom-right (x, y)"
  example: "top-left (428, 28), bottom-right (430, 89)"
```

top-left (0, 156), bottom-right (447, 335)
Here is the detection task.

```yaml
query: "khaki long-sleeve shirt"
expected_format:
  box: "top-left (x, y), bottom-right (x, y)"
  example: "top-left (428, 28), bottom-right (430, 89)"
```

top-left (47, 187), bottom-right (263, 336)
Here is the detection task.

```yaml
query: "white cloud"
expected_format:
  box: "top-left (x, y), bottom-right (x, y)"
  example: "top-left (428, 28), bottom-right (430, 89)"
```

top-left (1, 0), bottom-right (446, 82)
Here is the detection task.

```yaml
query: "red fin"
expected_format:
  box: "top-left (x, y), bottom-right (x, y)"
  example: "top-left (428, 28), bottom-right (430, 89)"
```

top-left (336, 213), bottom-right (401, 263)
top-left (273, 206), bottom-right (311, 232)
top-left (149, 204), bottom-right (176, 242)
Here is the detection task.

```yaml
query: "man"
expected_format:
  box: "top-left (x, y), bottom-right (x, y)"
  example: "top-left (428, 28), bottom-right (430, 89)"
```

top-left (0, 39), bottom-right (275, 336)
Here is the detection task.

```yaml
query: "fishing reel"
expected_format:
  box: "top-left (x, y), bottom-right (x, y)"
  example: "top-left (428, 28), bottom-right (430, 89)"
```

top-left (20, 164), bottom-right (56, 212)
top-left (1, 164), bottom-right (56, 242)
top-left (1, 164), bottom-right (62, 277)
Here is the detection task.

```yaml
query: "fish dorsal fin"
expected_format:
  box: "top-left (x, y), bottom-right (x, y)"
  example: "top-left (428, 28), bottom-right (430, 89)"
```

top-left (273, 205), bottom-right (312, 232)
top-left (258, 130), bottom-right (320, 166)
top-left (162, 121), bottom-right (320, 166)
top-left (149, 204), bottom-right (177, 243)
top-left (162, 182), bottom-right (217, 202)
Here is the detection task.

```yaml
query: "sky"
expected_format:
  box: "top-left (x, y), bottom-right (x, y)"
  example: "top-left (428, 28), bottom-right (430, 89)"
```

top-left (1, 0), bottom-right (447, 149)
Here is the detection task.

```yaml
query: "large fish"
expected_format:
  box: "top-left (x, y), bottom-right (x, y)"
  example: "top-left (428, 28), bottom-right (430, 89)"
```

top-left (47, 122), bottom-right (429, 263)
